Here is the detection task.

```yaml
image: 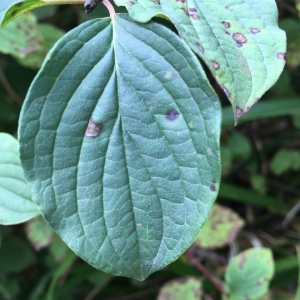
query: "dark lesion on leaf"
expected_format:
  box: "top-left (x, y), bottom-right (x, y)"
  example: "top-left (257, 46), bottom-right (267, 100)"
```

top-left (211, 61), bottom-right (220, 70)
top-left (84, 119), bottom-right (103, 138)
top-left (250, 28), bottom-right (261, 34)
top-left (166, 109), bottom-right (180, 121)
top-left (232, 32), bottom-right (247, 47)
top-left (277, 52), bottom-right (286, 60)
top-left (222, 21), bottom-right (230, 28)
top-left (84, 0), bottom-right (102, 13)
top-left (210, 180), bottom-right (216, 192)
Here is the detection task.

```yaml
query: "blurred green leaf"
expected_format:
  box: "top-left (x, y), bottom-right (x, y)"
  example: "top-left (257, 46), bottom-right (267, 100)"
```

top-left (270, 149), bottom-right (300, 175)
top-left (224, 248), bottom-right (274, 300)
top-left (221, 147), bottom-right (232, 175)
top-left (0, 133), bottom-right (39, 225)
top-left (193, 204), bottom-right (244, 249)
top-left (250, 174), bottom-right (267, 195)
top-left (0, 236), bottom-right (35, 272)
top-left (228, 133), bottom-right (252, 160)
top-left (20, 23), bottom-right (65, 69)
top-left (286, 32), bottom-right (300, 68)
top-left (25, 215), bottom-right (54, 251)
top-left (0, 13), bottom-right (43, 59)
top-left (157, 277), bottom-right (202, 300)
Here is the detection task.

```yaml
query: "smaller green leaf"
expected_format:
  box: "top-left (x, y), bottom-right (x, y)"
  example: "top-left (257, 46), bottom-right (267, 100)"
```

top-left (0, 13), bottom-right (43, 59)
top-left (224, 248), bottom-right (274, 300)
top-left (0, 12), bottom-right (65, 69)
top-left (157, 277), bottom-right (202, 300)
top-left (19, 23), bottom-right (65, 69)
top-left (0, 0), bottom-right (83, 28)
top-left (270, 149), bottom-right (300, 175)
top-left (25, 215), bottom-right (54, 251)
top-left (228, 133), bottom-right (251, 160)
top-left (193, 204), bottom-right (244, 249)
top-left (286, 32), bottom-right (300, 69)
top-left (0, 133), bottom-right (39, 225)
top-left (250, 174), bottom-right (267, 195)
top-left (0, 236), bottom-right (35, 272)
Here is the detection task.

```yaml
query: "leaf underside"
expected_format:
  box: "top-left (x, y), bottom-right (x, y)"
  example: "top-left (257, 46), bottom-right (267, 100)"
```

top-left (19, 14), bottom-right (221, 280)
top-left (0, 133), bottom-right (39, 225)
top-left (114, 0), bottom-right (287, 123)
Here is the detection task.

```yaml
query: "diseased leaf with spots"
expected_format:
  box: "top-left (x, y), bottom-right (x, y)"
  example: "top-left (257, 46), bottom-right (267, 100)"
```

top-left (114, 0), bottom-right (286, 123)
top-left (0, 0), bottom-right (83, 28)
top-left (0, 12), bottom-right (43, 60)
top-left (19, 14), bottom-right (221, 280)
top-left (223, 248), bottom-right (274, 300)
top-left (0, 133), bottom-right (39, 225)
top-left (193, 204), bottom-right (244, 249)
top-left (25, 215), bottom-right (54, 251)
top-left (0, 12), bottom-right (65, 69)
top-left (157, 277), bottom-right (202, 300)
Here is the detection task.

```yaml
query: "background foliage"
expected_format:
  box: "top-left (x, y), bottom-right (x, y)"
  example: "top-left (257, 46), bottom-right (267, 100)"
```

top-left (0, 0), bottom-right (299, 299)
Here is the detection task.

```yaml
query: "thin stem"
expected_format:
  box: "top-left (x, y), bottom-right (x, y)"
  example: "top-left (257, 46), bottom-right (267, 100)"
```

top-left (0, 69), bottom-right (23, 106)
top-left (102, 0), bottom-right (115, 19)
top-left (186, 249), bottom-right (225, 295)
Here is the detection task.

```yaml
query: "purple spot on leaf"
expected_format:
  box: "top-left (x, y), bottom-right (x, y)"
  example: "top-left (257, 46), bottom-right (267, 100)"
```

top-left (166, 109), bottom-right (180, 121)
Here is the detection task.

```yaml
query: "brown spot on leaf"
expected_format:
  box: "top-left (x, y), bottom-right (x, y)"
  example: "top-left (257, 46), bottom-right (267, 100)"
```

top-left (181, 8), bottom-right (189, 16)
top-left (239, 252), bottom-right (247, 269)
top-left (277, 52), bottom-right (286, 60)
top-left (250, 28), bottom-right (261, 34)
top-left (85, 119), bottom-right (103, 138)
top-left (222, 21), bottom-right (230, 28)
top-left (211, 60), bottom-right (220, 70)
top-left (232, 32), bottom-right (247, 45)
top-left (196, 43), bottom-right (204, 53)
top-left (190, 14), bottom-right (200, 20)
top-left (166, 109), bottom-right (180, 121)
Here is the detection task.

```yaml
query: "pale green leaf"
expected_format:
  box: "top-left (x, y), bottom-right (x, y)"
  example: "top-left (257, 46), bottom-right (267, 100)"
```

top-left (157, 277), bottom-right (202, 300)
top-left (224, 248), bottom-right (274, 300)
top-left (25, 215), bottom-right (54, 250)
top-left (19, 14), bottom-right (221, 280)
top-left (0, 133), bottom-right (39, 225)
top-left (193, 204), bottom-right (244, 249)
top-left (114, 0), bottom-right (286, 123)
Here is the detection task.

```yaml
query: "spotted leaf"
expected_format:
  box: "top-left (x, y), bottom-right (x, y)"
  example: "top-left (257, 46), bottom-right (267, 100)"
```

top-left (224, 248), bottom-right (274, 300)
top-left (114, 0), bottom-right (286, 123)
top-left (19, 14), bottom-right (221, 280)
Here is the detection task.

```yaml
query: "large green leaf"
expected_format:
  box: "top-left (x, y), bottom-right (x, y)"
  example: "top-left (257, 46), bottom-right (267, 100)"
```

top-left (114, 0), bottom-right (286, 123)
top-left (0, 0), bottom-right (83, 28)
top-left (19, 14), bottom-right (221, 280)
top-left (0, 133), bottom-right (39, 225)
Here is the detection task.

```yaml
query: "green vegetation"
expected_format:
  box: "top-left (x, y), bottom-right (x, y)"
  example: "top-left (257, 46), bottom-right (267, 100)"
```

top-left (0, 0), bottom-right (299, 299)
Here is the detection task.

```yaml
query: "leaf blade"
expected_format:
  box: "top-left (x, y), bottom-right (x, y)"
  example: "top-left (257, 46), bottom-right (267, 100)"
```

top-left (19, 14), bottom-right (221, 280)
